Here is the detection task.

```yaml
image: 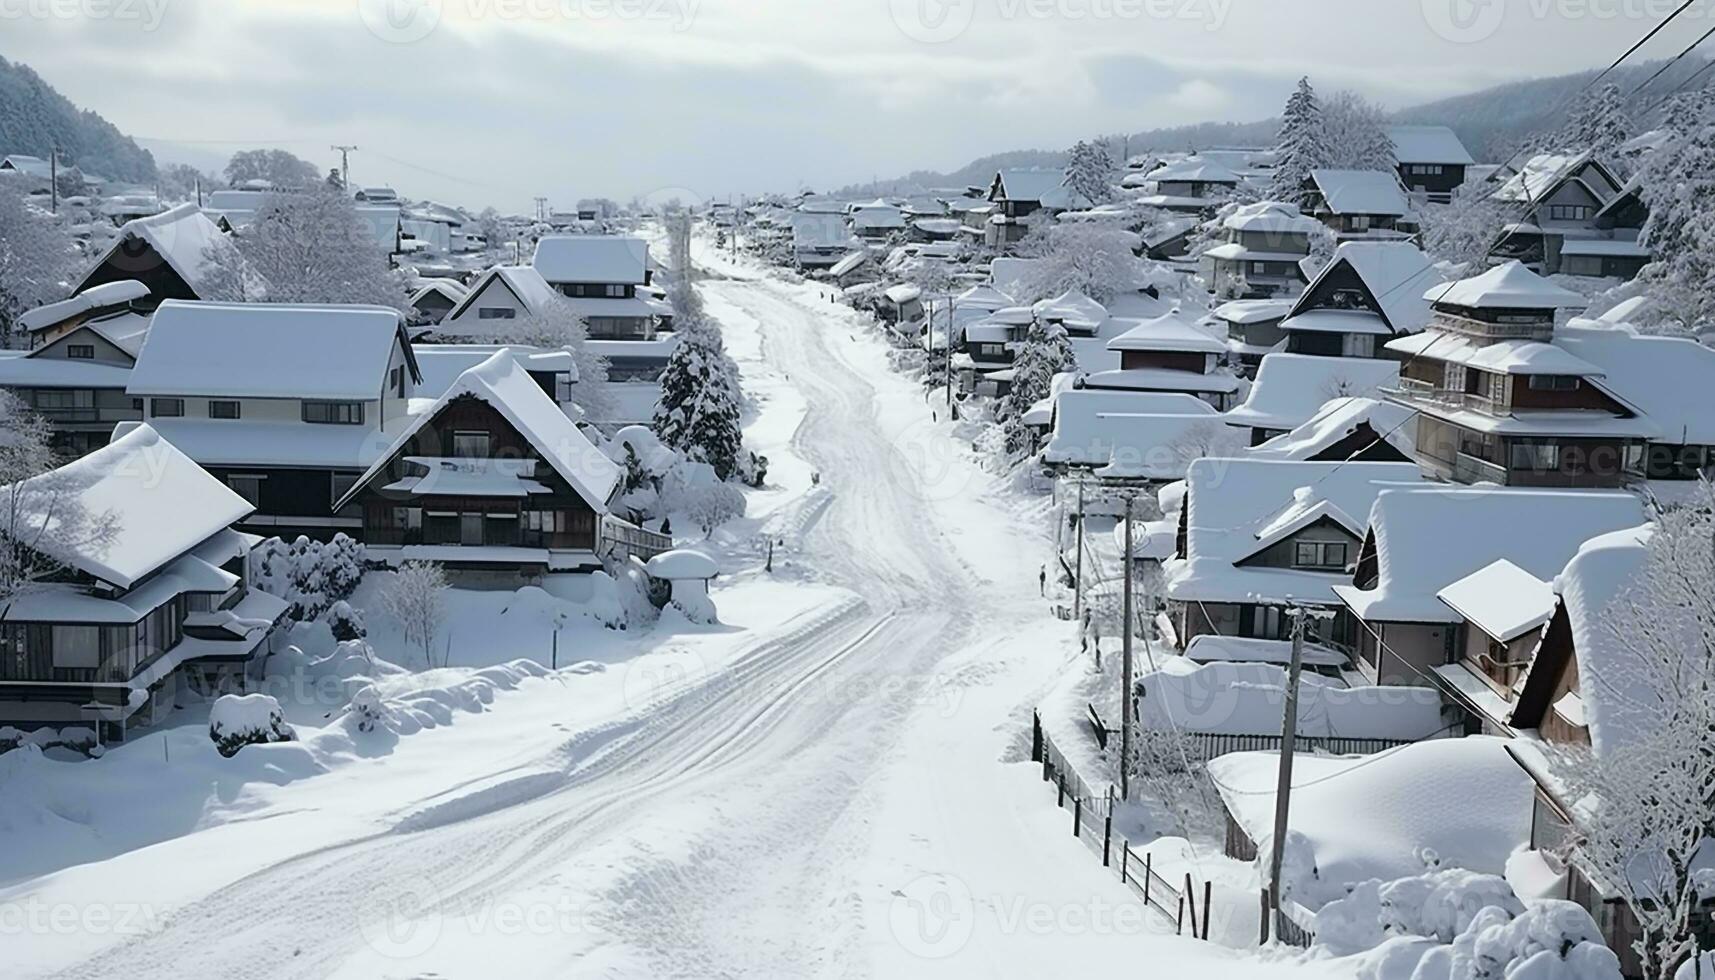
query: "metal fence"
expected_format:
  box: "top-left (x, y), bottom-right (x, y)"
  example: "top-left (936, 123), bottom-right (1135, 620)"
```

top-left (598, 515), bottom-right (674, 563)
top-left (1187, 732), bottom-right (1410, 759)
top-left (1031, 711), bottom-right (1214, 941)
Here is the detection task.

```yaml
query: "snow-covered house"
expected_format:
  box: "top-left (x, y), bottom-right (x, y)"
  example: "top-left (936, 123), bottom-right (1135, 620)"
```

top-left (0, 154), bottom-right (53, 179)
top-left (985, 168), bottom-right (1089, 248)
top-left (791, 212), bottom-right (859, 270)
top-left (0, 281), bottom-right (152, 457)
top-left (336, 350), bottom-right (664, 582)
top-left (1385, 125), bottom-right (1475, 203)
top-left (407, 279), bottom-right (470, 328)
top-left (1330, 486), bottom-right (1644, 687)
top-left (0, 424), bottom-right (289, 741)
top-left (121, 300), bottom-right (422, 540)
top-left (1245, 396), bottom-right (1419, 465)
top-left (1224, 353), bottom-right (1399, 446)
top-left (1212, 298), bottom-right (1294, 373)
top-left (1163, 458), bottom-right (1424, 651)
top-left (1088, 311), bottom-right (1240, 408)
top-left (1384, 263), bottom-right (1654, 490)
top-left (1279, 241), bottom-right (1439, 358)
top-left (1041, 403), bottom-right (1234, 479)
top-left (849, 200), bottom-right (906, 244)
top-left (1201, 201), bottom-right (1322, 298)
top-left (1304, 169), bottom-right (1412, 240)
top-left (435, 265), bottom-right (561, 340)
top-left (1135, 157), bottom-right (1244, 213)
top-left (1487, 152), bottom-right (1634, 277)
top-left (73, 204), bottom-right (232, 310)
top-left (531, 235), bottom-right (662, 341)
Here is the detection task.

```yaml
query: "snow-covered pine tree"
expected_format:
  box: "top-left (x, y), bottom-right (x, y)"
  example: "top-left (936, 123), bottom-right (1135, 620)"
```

top-left (1269, 77), bottom-right (1329, 207)
top-left (653, 326), bottom-right (745, 481)
top-left (1001, 321), bottom-right (1077, 456)
top-left (1636, 89), bottom-right (1715, 335)
top-left (1066, 139), bottom-right (1116, 206)
top-left (1564, 82), bottom-right (1633, 164)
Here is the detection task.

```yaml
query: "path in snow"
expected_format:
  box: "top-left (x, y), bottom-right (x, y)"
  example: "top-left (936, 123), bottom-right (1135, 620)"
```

top-left (34, 256), bottom-right (1340, 980)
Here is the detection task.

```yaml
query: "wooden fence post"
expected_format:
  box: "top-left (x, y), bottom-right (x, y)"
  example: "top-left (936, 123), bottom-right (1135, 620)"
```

top-left (1260, 889), bottom-right (1271, 945)
top-left (1031, 710), bottom-right (1042, 763)
top-left (1057, 774), bottom-right (1066, 808)
top-left (1102, 814), bottom-right (1112, 867)
top-left (1175, 893), bottom-right (1184, 934)
top-left (1202, 880), bottom-right (1213, 941)
top-left (1143, 852), bottom-right (1152, 905)
top-left (1073, 795), bottom-right (1082, 838)
top-left (1184, 873), bottom-right (1198, 940)
top-left (1121, 840), bottom-right (1130, 885)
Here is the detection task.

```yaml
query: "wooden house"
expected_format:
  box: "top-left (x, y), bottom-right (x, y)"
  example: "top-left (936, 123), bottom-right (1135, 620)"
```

top-left (73, 204), bottom-right (232, 310)
top-left (0, 282), bottom-right (151, 458)
top-left (1200, 202), bottom-right (1320, 298)
top-left (1385, 125), bottom-right (1475, 203)
top-left (1279, 241), bottom-right (1439, 358)
top-left (532, 235), bottom-right (663, 340)
top-left (1305, 169), bottom-right (1412, 240)
top-left (1487, 152), bottom-right (1636, 278)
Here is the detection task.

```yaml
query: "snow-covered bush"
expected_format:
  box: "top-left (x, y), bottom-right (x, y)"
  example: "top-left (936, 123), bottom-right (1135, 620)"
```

top-left (252, 534), bottom-right (365, 623)
top-left (325, 600), bottom-right (366, 642)
top-left (659, 461), bottom-right (745, 535)
top-left (208, 693), bottom-right (295, 757)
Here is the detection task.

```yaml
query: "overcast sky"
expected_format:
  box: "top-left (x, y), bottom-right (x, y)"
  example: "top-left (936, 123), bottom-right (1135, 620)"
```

top-left (7, 0), bottom-right (1713, 211)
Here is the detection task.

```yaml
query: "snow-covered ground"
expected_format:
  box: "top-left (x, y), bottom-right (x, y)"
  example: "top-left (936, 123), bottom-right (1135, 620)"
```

top-left (1, 241), bottom-right (1350, 979)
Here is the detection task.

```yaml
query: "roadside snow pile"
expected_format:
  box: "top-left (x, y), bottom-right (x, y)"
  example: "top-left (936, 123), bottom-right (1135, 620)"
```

top-left (252, 534), bottom-right (365, 623)
top-left (0, 726), bottom-right (98, 755)
top-left (333, 661), bottom-right (551, 739)
top-left (1136, 658), bottom-right (1444, 740)
top-left (1316, 868), bottom-right (1621, 980)
top-left (209, 694), bottom-right (296, 757)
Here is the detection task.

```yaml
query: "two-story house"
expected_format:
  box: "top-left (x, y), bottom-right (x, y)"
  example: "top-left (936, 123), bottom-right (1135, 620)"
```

top-left (1385, 125), bottom-right (1475, 203)
top-left (1487, 152), bottom-right (1630, 277)
top-left (0, 281), bottom-right (151, 457)
top-left (532, 235), bottom-right (666, 341)
top-left (1384, 262), bottom-right (1653, 489)
top-left (849, 200), bottom-right (907, 244)
top-left (1225, 352), bottom-right (1400, 446)
top-left (337, 350), bottom-right (669, 584)
top-left (791, 212), bottom-right (859, 270)
top-left (1200, 202), bottom-right (1320, 298)
top-left (985, 168), bottom-right (1090, 248)
top-left (1086, 310), bottom-right (1242, 409)
top-left (1305, 169), bottom-right (1413, 240)
top-left (1136, 157), bottom-right (1245, 213)
top-left (1278, 241), bottom-right (1440, 358)
top-left (121, 300), bottom-right (423, 540)
top-left (0, 424), bottom-right (289, 742)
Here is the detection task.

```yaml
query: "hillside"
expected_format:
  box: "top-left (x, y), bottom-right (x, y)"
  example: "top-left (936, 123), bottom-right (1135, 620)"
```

top-left (0, 55), bottom-right (155, 183)
top-left (835, 57), bottom-right (1709, 197)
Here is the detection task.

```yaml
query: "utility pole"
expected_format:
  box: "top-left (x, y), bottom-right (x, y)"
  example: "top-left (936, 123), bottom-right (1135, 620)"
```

top-left (1120, 493), bottom-right (1135, 802)
top-left (330, 145), bottom-right (357, 189)
top-left (195, 176), bottom-right (203, 209)
top-left (1266, 605), bottom-right (1310, 944)
top-left (49, 142), bottom-right (58, 215)
top-left (1072, 477), bottom-right (1087, 623)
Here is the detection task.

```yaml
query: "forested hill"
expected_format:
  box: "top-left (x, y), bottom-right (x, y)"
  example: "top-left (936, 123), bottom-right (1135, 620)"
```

top-left (0, 55), bottom-right (155, 182)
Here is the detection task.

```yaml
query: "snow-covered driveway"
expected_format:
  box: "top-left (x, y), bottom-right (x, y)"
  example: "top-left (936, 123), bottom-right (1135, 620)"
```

top-left (25, 262), bottom-right (1338, 980)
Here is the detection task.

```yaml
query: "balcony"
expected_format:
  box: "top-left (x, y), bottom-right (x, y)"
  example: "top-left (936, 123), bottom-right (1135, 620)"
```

top-left (1386, 378), bottom-right (1502, 417)
top-left (1428, 311), bottom-right (1553, 343)
top-left (31, 405), bottom-right (144, 425)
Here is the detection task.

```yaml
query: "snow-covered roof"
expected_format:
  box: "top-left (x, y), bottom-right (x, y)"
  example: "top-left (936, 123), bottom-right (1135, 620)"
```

top-left (3, 424), bottom-right (253, 590)
top-left (1213, 299), bottom-right (1295, 325)
top-left (1165, 458), bottom-right (1422, 605)
top-left (827, 251), bottom-right (868, 277)
top-left (0, 154), bottom-right (52, 178)
top-left (884, 283), bottom-right (922, 305)
top-left (646, 549), bottom-right (719, 580)
top-left (129, 300), bottom-right (415, 400)
top-left (1310, 169), bottom-right (1410, 217)
top-left (1222, 201), bottom-right (1322, 234)
top-left (1248, 396), bottom-right (1418, 462)
top-left (1143, 158), bottom-right (1242, 184)
top-left (1208, 737), bottom-right (1532, 909)
top-left (1383, 332), bottom-right (1603, 376)
top-left (1290, 241), bottom-right (1442, 335)
top-left (1385, 125), bottom-right (1475, 166)
top-left (1051, 390), bottom-right (1217, 428)
top-left (1437, 559), bottom-right (1556, 643)
top-left (1555, 321), bottom-right (1715, 445)
top-left (1492, 151), bottom-right (1616, 205)
top-left (1549, 524), bottom-right (1656, 757)
top-left (81, 203), bottom-right (230, 296)
top-left (993, 168), bottom-right (1089, 209)
top-left (408, 279), bottom-right (469, 308)
top-left (1043, 410), bottom-right (1237, 474)
top-left (1081, 367), bottom-right (1241, 395)
top-left (955, 284), bottom-right (1013, 311)
top-left (791, 212), bottom-right (857, 249)
top-left (850, 205), bottom-right (906, 230)
top-left (1182, 634), bottom-right (1349, 668)
top-left (447, 265), bottom-right (564, 321)
top-left (1105, 311), bottom-right (1225, 354)
top-left (533, 235), bottom-right (649, 285)
top-left (1225, 353), bottom-right (1399, 432)
top-left (1425, 260), bottom-right (1587, 310)
top-left (1032, 289), bottom-right (1108, 327)
top-left (1137, 657), bottom-right (1442, 742)
top-left (340, 350), bottom-right (619, 513)
top-left (17, 280), bottom-right (149, 333)
top-left (413, 345), bottom-right (579, 398)
top-left (1333, 488), bottom-right (1645, 624)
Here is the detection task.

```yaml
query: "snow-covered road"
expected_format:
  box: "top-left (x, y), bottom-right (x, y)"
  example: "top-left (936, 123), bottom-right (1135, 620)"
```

top-left (23, 259), bottom-right (1339, 979)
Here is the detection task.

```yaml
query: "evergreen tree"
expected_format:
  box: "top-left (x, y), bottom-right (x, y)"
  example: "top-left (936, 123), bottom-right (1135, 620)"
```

top-left (1636, 90), bottom-right (1715, 334)
top-left (1002, 321), bottom-right (1077, 457)
top-left (1066, 139), bottom-right (1116, 206)
top-left (653, 317), bottom-right (745, 481)
top-left (1269, 77), bottom-right (1329, 207)
top-left (1564, 82), bottom-right (1633, 163)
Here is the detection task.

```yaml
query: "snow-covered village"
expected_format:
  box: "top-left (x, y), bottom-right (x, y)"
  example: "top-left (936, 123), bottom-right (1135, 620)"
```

top-left (2, 2), bottom-right (1715, 978)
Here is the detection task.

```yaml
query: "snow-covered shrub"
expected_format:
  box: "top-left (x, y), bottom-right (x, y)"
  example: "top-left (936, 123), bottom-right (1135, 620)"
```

top-left (208, 693), bottom-right (295, 757)
top-left (325, 600), bottom-right (366, 642)
top-left (252, 534), bottom-right (365, 623)
top-left (660, 461), bottom-right (745, 535)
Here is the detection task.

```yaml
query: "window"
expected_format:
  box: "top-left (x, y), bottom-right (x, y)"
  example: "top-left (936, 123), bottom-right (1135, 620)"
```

top-left (391, 365), bottom-right (406, 398)
top-left (452, 430), bottom-right (490, 458)
top-left (1408, 164), bottom-right (1444, 176)
top-left (50, 625), bottom-right (101, 670)
top-left (1251, 261), bottom-right (1269, 275)
top-left (209, 400), bottom-right (240, 419)
top-left (605, 283), bottom-right (627, 298)
top-left (1527, 375), bottom-right (1578, 391)
top-left (66, 344), bottom-right (95, 360)
top-left (1349, 215), bottom-right (1372, 232)
top-left (151, 398), bottom-right (184, 418)
top-left (303, 401), bottom-right (365, 425)
top-left (391, 506), bottom-right (423, 530)
top-left (1548, 204), bottom-right (1592, 222)
top-left (1510, 441), bottom-right (1561, 472)
top-left (331, 472), bottom-right (360, 508)
top-left (478, 307), bottom-right (516, 320)
top-left (1293, 541), bottom-right (1349, 570)
top-left (227, 474), bottom-right (264, 506)
top-left (460, 512), bottom-right (484, 546)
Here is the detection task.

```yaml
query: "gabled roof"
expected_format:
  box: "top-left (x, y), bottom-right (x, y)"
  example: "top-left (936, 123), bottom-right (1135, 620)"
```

top-left (1384, 331), bottom-right (1603, 376)
top-left (17, 280), bottom-right (149, 333)
top-left (446, 265), bottom-right (563, 321)
top-left (1492, 151), bottom-right (1622, 206)
top-left (1222, 201), bottom-right (1321, 234)
top-left (1333, 488), bottom-right (1645, 624)
top-left (1224, 353), bottom-right (1399, 432)
top-left (1555, 321), bottom-right (1715, 445)
top-left (409, 279), bottom-right (469, 307)
top-left (991, 168), bottom-right (1090, 210)
top-left (1033, 289), bottom-right (1108, 327)
top-left (1540, 524), bottom-right (1655, 757)
top-left (1247, 396), bottom-right (1418, 462)
top-left (3, 424), bottom-right (253, 590)
top-left (78, 203), bottom-right (231, 296)
top-left (1106, 311), bottom-right (1225, 355)
top-left (1143, 158), bottom-right (1243, 184)
top-left (1424, 260), bottom-right (1586, 310)
top-left (955, 284), bottom-right (1013, 311)
top-left (1436, 558), bottom-right (1556, 643)
top-left (339, 350), bottom-right (620, 514)
top-left (533, 235), bottom-right (649, 285)
top-left (0, 154), bottom-right (52, 178)
top-left (1288, 241), bottom-right (1441, 335)
top-left (128, 300), bottom-right (419, 400)
top-left (1043, 408), bottom-right (1234, 471)
top-left (1384, 125), bottom-right (1475, 167)
top-left (1309, 169), bottom-right (1410, 217)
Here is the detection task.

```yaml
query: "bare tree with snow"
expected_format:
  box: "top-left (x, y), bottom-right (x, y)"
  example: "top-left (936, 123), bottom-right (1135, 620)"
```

top-left (1017, 222), bottom-right (1144, 304)
top-left (0, 181), bottom-right (76, 349)
top-left (1636, 90), bottom-right (1715, 338)
top-left (201, 187), bottom-right (405, 309)
top-left (0, 391), bottom-right (119, 616)
top-left (1549, 483), bottom-right (1715, 980)
top-left (499, 299), bottom-right (614, 422)
top-left (380, 560), bottom-right (450, 669)
top-left (1320, 91), bottom-right (1397, 172)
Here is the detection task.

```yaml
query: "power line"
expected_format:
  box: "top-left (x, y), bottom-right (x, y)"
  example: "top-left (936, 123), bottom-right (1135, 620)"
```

top-left (1626, 23), bottom-right (1715, 99)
